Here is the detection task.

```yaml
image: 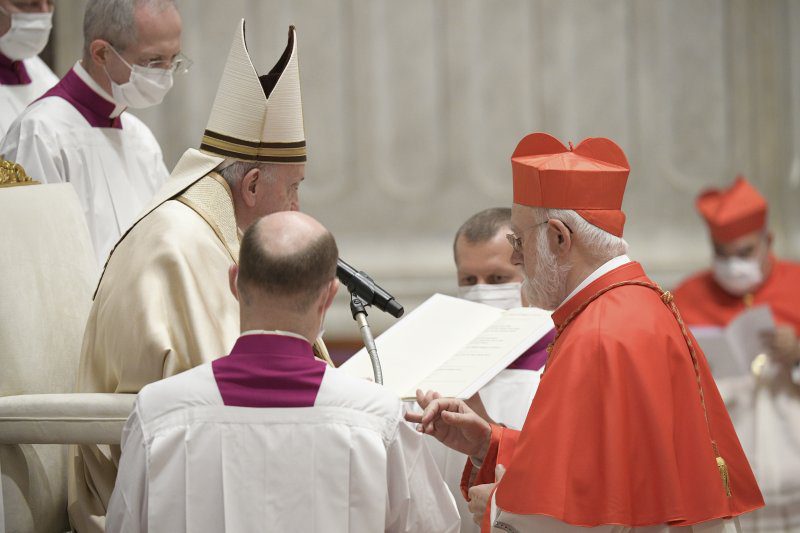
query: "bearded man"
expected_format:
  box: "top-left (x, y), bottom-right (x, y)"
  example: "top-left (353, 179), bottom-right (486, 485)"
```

top-left (407, 132), bottom-right (763, 532)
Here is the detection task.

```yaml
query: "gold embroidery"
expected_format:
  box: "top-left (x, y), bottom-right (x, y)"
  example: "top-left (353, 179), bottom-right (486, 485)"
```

top-left (176, 172), bottom-right (240, 264)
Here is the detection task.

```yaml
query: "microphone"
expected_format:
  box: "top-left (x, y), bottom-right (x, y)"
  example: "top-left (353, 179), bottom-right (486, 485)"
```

top-left (336, 258), bottom-right (404, 318)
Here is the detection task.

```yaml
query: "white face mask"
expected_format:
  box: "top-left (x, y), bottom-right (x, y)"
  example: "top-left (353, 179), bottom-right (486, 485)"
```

top-left (712, 256), bottom-right (764, 297)
top-left (0, 8), bottom-right (52, 61)
top-left (105, 47), bottom-right (173, 108)
top-left (457, 282), bottom-right (523, 310)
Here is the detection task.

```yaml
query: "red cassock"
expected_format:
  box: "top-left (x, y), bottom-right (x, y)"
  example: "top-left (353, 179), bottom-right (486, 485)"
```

top-left (462, 261), bottom-right (764, 531)
top-left (673, 258), bottom-right (800, 333)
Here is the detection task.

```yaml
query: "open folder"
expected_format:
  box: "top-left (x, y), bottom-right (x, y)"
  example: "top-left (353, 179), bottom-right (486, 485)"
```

top-left (339, 293), bottom-right (555, 400)
top-left (691, 305), bottom-right (776, 380)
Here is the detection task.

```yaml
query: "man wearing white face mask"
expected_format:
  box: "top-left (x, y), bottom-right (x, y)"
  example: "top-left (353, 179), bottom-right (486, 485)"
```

top-left (674, 175), bottom-right (800, 532)
top-left (454, 207), bottom-right (556, 403)
top-left (0, 0), bottom-right (57, 138)
top-left (0, 0), bottom-right (183, 267)
top-left (429, 207), bottom-right (555, 532)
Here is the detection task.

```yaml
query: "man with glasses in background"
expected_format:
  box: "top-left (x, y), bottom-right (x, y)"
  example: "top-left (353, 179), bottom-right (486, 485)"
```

top-left (0, 0), bottom-right (187, 267)
top-left (0, 0), bottom-right (58, 138)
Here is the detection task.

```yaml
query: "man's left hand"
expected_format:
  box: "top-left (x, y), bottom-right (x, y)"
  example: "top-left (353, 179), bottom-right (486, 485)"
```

top-left (467, 465), bottom-right (505, 525)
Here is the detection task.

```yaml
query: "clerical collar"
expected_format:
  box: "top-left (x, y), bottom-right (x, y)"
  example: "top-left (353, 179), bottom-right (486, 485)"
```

top-left (240, 329), bottom-right (312, 344)
top-left (36, 62), bottom-right (125, 129)
top-left (73, 61), bottom-right (126, 118)
top-left (0, 52), bottom-right (30, 85)
top-left (556, 255), bottom-right (632, 312)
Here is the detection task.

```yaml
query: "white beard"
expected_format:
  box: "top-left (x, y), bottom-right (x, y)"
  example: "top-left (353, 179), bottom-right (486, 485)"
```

top-left (522, 229), bottom-right (571, 311)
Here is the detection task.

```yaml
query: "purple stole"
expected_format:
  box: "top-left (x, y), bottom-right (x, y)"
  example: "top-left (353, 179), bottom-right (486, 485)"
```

top-left (37, 67), bottom-right (122, 129)
top-left (506, 328), bottom-right (556, 371)
top-left (0, 52), bottom-right (30, 85)
top-left (211, 334), bottom-right (327, 408)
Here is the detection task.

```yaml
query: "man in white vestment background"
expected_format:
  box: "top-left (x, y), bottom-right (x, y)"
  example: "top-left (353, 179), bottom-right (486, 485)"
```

top-left (0, 0), bottom-right (183, 266)
top-left (426, 207), bottom-right (555, 532)
top-left (0, 0), bottom-right (57, 138)
top-left (69, 20), bottom-right (318, 533)
top-left (106, 211), bottom-right (460, 533)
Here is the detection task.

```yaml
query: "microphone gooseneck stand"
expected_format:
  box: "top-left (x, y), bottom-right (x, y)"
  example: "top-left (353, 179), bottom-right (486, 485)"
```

top-left (349, 292), bottom-right (383, 385)
top-left (337, 257), bottom-right (404, 386)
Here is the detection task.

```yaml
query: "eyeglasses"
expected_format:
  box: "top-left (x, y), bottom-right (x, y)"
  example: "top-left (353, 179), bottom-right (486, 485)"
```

top-left (506, 220), bottom-right (574, 254)
top-left (108, 44), bottom-right (193, 75)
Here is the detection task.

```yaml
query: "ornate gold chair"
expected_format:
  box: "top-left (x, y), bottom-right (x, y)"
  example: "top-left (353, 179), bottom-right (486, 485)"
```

top-left (0, 158), bottom-right (135, 532)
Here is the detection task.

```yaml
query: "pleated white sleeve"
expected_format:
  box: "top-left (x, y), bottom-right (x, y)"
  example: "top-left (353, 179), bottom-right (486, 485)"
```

top-left (385, 416), bottom-right (460, 533)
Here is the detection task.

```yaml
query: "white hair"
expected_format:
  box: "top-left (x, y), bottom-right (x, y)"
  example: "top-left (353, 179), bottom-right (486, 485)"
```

top-left (83, 0), bottom-right (177, 55)
top-left (218, 161), bottom-right (278, 190)
top-left (531, 207), bottom-right (628, 263)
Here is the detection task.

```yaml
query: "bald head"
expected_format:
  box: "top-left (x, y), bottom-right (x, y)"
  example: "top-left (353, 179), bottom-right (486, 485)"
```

top-left (237, 212), bottom-right (338, 312)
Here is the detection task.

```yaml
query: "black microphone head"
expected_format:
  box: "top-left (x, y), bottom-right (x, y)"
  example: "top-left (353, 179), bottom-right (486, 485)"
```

top-left (385, 299), bottom-right (404, 318)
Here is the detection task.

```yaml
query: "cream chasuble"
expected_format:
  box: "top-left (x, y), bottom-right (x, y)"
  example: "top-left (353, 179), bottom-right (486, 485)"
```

top-left (68, 172), bottom-right (242, 533)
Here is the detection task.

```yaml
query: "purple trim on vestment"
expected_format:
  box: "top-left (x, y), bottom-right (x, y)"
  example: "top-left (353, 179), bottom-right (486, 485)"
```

top-left (37, 68), bottom-right (122, 129)
top-left (506, 328), bottom-right (556, 371)
top-left (211, 334), bottom-right (326, 408)
top-left (0, 52), bottom-right (30, 85)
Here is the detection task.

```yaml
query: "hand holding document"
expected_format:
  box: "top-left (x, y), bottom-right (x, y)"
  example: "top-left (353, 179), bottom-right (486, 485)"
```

top-left (691, 305), bottom-right (776, 380)
top-left (339, 294), bottom-right (554, 400)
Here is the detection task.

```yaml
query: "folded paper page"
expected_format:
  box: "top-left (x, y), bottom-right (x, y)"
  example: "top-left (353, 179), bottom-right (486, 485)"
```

top-left (339, 293), bottom-right (554, 399)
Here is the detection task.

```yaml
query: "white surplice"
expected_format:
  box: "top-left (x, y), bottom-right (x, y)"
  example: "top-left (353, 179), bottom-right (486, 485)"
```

top-left (0, 61), bottom-right (167, 266)
top-left (414, 368), bottom-right (541, 533)
top-left (0, 55), bottom-right (57, 139)
top-left (714, 373), bottom-right (800, 532)
top-left (107, 346), bottom-right (460, 533)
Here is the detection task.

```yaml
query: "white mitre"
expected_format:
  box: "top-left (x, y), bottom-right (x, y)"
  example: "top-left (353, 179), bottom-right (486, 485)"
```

top-left (160, 19), bottom-right (306, 205)
top-left (100, 20), bottom-right (305, 265)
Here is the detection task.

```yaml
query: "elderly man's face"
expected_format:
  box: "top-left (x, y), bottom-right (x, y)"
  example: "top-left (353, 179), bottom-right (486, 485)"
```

top-left (256, 163), bottom-right (304, 216)
top-left (510, 204), bottom-right (570, 310)
top-left (0, 0), bottom-right (53, 36)
top-left (455, 228), bottom-right (523, 287)
top-left (105, 3), bottom-right (182, 85)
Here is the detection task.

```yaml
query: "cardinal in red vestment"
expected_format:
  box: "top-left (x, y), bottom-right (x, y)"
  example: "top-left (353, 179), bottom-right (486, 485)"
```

top-left (673, 176), bottom-right (800, 531)
top-left (406, 133), bottom-right (763, 532)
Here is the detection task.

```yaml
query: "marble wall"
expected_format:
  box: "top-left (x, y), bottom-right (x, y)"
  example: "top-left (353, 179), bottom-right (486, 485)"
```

top-left (53, 0), bottom-right (800, 339)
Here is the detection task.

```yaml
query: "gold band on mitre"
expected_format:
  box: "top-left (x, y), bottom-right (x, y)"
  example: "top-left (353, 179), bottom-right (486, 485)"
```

top-left (199, 130), bottom-right (307, 163)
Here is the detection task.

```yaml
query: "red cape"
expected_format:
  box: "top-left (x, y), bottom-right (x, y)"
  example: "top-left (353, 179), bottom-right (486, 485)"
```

top-left (463, 262), bottom-right (763, 529)
top-left (673, 259), bottom-right (800, 333)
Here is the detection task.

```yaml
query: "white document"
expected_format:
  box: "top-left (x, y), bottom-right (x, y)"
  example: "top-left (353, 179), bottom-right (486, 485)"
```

top-left (692, 306), bottom-right (776, 380)
top-left (339, 293), bottom-right (554, 400)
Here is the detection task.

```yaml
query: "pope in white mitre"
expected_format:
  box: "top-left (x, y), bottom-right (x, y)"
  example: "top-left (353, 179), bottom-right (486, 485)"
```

top-left (68, 20), bottom-right (321, 533)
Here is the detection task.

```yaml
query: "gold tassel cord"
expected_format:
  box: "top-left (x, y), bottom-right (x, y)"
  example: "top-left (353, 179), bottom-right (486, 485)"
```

top-left (717, 456), bottom-right (731, 497)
